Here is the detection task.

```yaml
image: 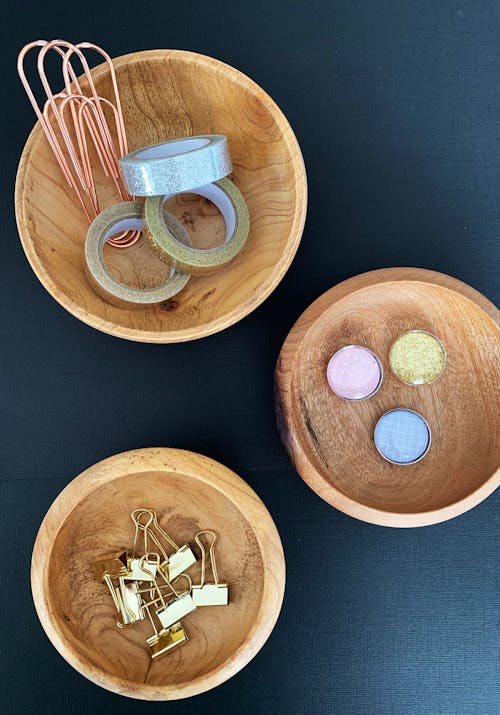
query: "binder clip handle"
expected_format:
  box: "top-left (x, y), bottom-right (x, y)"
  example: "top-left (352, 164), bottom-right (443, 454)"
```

top-left (151, 511), bottom-right (180, 552)
top-left (130, 508), bottom-right (154, 559)
top-left (131, 508), bottom-right (154, 529)
top-left (138, 552), bottom-right (160, 579)
top-left (171, 572), bottom-right (193, 595)
top-left (194, 530), bottom-right (220, 587)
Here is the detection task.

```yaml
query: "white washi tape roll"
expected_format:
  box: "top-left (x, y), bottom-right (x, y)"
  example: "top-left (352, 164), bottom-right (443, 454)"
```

top-left (84, 202), bottom-right (191, 310)
top-left (118, 135), bottom-right (233, 196)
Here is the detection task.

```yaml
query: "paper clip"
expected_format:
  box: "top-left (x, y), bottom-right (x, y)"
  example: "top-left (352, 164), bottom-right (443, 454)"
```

top-left (17, 39), bottom-right (140, 247)
top-left (192, 531), bottom-right (229, 606)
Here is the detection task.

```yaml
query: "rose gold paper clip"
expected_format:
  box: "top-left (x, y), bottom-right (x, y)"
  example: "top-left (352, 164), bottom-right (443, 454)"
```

top-left (17, 39), bottom-right (139, 247)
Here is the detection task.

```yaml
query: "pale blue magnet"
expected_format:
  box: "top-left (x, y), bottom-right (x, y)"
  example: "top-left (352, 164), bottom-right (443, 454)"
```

top-left (374, 409), bottom-right (431, 465)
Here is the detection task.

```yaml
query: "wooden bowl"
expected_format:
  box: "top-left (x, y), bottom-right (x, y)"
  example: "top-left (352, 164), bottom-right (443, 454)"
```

top-left (31, 448), bottom-right (285, 699)
top-left (275, 268), bottom-right (500, 527)
top-left (15, 50), bottom-right (307, 342)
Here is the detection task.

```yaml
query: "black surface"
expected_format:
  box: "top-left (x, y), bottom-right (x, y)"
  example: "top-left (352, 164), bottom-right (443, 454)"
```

top-left (1, 2), bottom-right (499, 713)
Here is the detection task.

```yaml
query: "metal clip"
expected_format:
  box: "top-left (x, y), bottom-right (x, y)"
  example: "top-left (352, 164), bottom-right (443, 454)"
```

top-left (116, 580), bottom-right (144, 625)
top-left (95, 572), bottom-right (122, 616)
top-left (147, 623), bottom-right (188, 659)
top-left (156, 574), bottom-right (196, 630)
top-left (116, 555), bottom-right (158, 628)
top-left (124, 558), bottom-right (158, 582)
top-left (132, 508), bottom-right (197, 581)
top-left (125, 511), bottom-right (160, 581)
top-left (192, 531), bottom-right (229, 606)
top-left (147, 508), bottom-right (197, 580)
top-left (167, 544), bottom-right (197, 581)
top-left (91, 551), bottom-right (134, 618)
top-left (91, 551), bottom-right (128, 580)
top-left (141, 593), bottom-right (188, 659)
top-left (156, 592), bottom-right (196, 630)
top-left (141, 573), bottom-right (196, 631)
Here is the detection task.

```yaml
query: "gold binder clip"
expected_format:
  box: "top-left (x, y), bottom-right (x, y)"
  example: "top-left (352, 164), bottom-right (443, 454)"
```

top-left (124, 510), bottom-right (159, 581)
top-left (91, 551), bottom-right (130, 615)
top-left (165, 543), bottom-right (197, 581)
top-left (116, 554), bottom-right (158, 628)
top-left (142, 594), bottom-right (188, 660)
top-left (149, 509), bottom-right (197, 580)
top-left (91, 551), bottom-right (129, 580)
top-left (134, 508), bottom-right (197, 581)
top-left (148, 623), bottom-right (188, 659)
top-left (115, 579), bottom-right (144, 626)
top-left (192, 531), bottom-right (229, 606)
top-left (141, 572), bottom-right (197, 631)
top-left (104, 574), bottom-right (122, 613)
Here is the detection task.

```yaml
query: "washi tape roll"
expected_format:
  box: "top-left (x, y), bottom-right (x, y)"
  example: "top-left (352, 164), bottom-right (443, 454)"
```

top-left (119, 135), bottom-right (233, 196)
top-left (84, 202), bottom-right (192, 310)
top-left (144, 178), bottom-right (250, 275)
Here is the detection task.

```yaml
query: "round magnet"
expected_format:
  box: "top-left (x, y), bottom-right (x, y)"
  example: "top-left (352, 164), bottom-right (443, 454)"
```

top-left (374, 409), bottom-right (431, 465)
top-left (389, 330), bottom-right (446, 385)
top-left (326, 345), bottom-right (383, 400)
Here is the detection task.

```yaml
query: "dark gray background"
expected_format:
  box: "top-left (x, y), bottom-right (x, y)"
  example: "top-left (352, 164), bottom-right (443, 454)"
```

top-left (1, 1), bottom-right (499, 713)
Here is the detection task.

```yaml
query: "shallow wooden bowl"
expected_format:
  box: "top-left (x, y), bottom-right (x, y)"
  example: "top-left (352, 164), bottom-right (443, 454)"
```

top-left (275, 268), bottom-right (500, 527)
top-left (15, 50), bottom-right (307, 342)
top-left (31, 448), bottom-right (285, 699)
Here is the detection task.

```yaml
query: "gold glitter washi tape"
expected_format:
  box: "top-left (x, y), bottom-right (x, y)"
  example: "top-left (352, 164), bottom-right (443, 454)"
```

top-left (389, 330), bottom-right (446, 385)
top-left (143, 178), bottom-right (250, 276)
top-left (84, 201), bottom-right (192, 310)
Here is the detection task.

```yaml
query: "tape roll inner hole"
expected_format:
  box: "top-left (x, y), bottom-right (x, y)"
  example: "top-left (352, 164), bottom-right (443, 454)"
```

top-left (162, 184), bottom-right (236, 251)
top-left (136, 137), bottom-right (211, 160)
top-left (101, 217), bottom-right (176, 288)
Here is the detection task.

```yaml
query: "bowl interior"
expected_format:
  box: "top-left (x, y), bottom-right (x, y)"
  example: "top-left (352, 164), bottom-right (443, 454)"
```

top-left (290, 281), bottom-right (499, 514)
top-left (46, 470), bottom-right (264, 687)
top-left (16, 50), bottom-right (306, 341)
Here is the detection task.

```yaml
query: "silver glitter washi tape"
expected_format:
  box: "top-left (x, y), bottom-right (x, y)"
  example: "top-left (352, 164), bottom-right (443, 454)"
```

top-left (144, 178), bottom-right (250, 275)
top-left (118, 135), bottom-right (233, 197)
top-left (84, 202), bottom-right (192, 310)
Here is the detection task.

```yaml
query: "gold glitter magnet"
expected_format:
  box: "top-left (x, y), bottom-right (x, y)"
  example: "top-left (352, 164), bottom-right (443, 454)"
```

top-left (389, 330), bottom-right (446, 385)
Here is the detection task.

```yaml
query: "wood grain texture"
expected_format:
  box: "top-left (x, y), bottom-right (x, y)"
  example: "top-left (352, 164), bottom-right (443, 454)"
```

top-left (31, 448), bottom-right (285, 699)
top-left (275, 268), bottom-right (500, 527)
top-left (15, 50), bottom-right (307, 342)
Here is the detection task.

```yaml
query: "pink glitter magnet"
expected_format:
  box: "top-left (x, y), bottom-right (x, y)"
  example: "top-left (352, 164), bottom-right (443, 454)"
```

top-left (326, 345), bottom-right (383, 400)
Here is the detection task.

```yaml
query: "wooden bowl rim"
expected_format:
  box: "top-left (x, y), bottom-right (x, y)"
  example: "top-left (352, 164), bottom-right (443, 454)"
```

top-left (275, 267), bottom-right (500, 527)
top-left (15, 49), bottom-right (307, 343)
top-left (31, 447), bottom-right (286, 699)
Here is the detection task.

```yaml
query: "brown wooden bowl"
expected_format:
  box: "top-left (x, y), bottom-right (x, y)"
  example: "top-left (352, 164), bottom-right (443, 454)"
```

top-left (31, 448), bottom-right (285, 699)
top-left (275, 268), bottom-right (500, 527)
top-left (15, 50), bottom-right (307, 342)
